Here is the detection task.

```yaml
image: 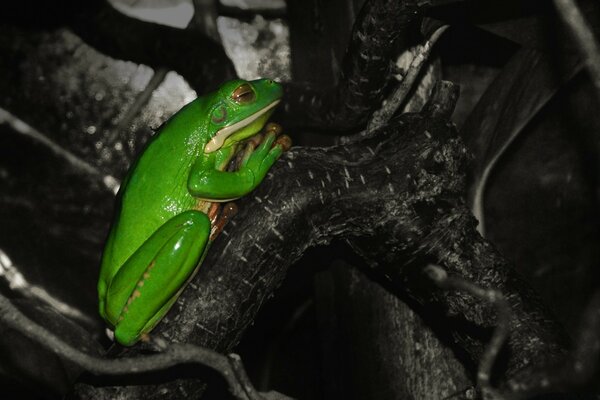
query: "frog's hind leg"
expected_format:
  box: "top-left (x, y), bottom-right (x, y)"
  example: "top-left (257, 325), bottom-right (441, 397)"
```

top-left (106, 210), bottom-right (210, 346)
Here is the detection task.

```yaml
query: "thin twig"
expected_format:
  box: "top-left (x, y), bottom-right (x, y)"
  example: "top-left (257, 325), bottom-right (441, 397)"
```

top-left (0, 108), bottom-right (120, 194)
top-left (229, 354), bottom-right (270, 400)
top-left (112, 68), bottom-right (169, 148)
top-left (366, 25), bottom-right (449, 133)
top-left (553, 0), bottom-right (600, 97)
top-left (0, 248), bottom-right (96, 329)
top-left (425, 264), bottom-right (511, 400)
top-left (0, 293), bottom-right (278, 400)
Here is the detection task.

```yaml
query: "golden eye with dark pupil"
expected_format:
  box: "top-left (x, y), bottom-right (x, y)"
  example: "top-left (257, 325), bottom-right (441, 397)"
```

top-left (232, 84), bottom-right (256, 104)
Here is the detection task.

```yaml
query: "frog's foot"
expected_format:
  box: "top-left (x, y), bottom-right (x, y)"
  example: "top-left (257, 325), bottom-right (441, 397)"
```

top-left (140, 332), bottom-right (151, 344)
top-left (263, 121), bottom-right (282, 136)
top-left (275, 134), bottom-right (292, 152)
top-left (247, 131), bottom-right (265, 149)
top-left (237, 122), bottom-right (290, 169)
top-left (235, 135), bottom-right (263, 170)
top-left (264, 122), bottom-right (291, 152)
top-left (210, 202), bottom-right (238, 241)
top-left (240, 122), bottom-right (280, 161)
top-left (135, 333), bottom-right (169, 352)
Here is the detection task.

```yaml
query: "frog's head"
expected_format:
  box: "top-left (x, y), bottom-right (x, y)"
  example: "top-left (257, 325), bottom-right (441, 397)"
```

top-left (204, 78), bottom-right (283, 153)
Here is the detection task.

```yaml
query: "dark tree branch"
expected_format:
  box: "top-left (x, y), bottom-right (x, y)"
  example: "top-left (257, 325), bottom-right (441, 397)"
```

top-left (425, 264), bottom-right (511, 400)
top-left (3, 0), bottom-right (236, 94)
top-left (366, 24), bottom-right (449, 133)
top-left (110, 0), bottom-right (223, 148)
top-left (0, 293), bottom-right (292, 400)
top-left (505, 289), bottom-right (600, 399)
top-left (420, 80), bottom-right (460, 120)
top-left (315, 263), bottom-right (473, 399)
top-left (280, 0), bottom-right (448, 130)
top-left (68, 1), bottom-right (236, 94)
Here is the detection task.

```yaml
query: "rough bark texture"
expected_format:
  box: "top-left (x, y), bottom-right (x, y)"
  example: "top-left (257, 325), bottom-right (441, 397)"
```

top-left (71, 100), bottom-right (569, 399)
top-left (315, 263), bottom-right (472, 400)
top-left (281, 0), bottom-right (431, 130)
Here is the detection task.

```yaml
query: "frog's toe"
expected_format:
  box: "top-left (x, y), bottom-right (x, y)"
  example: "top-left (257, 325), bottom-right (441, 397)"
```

top-left (274, 134), bottom-right (292, 152)
top-left (264, 122), bottom-right (283, 136)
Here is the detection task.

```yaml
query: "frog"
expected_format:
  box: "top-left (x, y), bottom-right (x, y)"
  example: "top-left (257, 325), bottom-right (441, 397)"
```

top-left (97, 78), bottom-right (289, 346)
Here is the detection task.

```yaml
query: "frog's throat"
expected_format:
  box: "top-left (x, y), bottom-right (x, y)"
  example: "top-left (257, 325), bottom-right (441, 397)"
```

top-left (204, 99), bottom-right (280, 153)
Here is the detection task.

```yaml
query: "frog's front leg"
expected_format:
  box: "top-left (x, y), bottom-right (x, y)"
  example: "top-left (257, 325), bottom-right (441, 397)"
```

top-left (188, 129), bottom-right (288, 199)
top-left (103, 210), bottom-right (210, 346)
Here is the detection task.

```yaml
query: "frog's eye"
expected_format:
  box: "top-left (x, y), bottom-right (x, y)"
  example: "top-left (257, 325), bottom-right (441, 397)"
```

top-left (231, 83), bottom-right (256, 104)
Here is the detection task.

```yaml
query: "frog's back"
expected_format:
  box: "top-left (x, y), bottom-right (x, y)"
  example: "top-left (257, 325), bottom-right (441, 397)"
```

top-left (101, 100), bottom-right (208, 276)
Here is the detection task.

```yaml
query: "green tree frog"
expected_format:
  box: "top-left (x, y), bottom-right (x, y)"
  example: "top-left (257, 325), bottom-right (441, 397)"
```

top-left (98, 79), bottom-right (288, 346)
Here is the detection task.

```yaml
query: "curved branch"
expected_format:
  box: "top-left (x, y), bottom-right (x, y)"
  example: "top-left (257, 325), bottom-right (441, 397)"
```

top-left (68, 1), bottom-right (236, 93)
top-left (3, 0), bottom-right (236, 93)
top-left (425, 264), bottom-right (511, 400)
top-left (280, 0), bottom-right (437, 130)
top-left (366, 24), bottom-right (449, 133)
top-left (0, 293), bottom-right (289, 400)
top-left (506, 289), bottom-right (600, 399)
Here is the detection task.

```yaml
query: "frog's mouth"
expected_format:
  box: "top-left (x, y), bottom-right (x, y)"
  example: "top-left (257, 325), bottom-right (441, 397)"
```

top-left (204, 100), bottom-right (280, 153)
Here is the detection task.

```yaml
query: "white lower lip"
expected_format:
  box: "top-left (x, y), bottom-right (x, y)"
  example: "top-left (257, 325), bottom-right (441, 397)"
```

top-left (204, 99), bottom-right (280, 153)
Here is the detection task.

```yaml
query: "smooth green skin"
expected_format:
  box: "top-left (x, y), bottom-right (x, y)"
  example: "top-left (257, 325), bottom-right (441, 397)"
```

top-left (98, 79), bottom-right (284, 346)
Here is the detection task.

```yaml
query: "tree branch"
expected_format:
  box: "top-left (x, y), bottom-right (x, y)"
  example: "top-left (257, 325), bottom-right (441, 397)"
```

top-left (0, 293), bottom-right (290, 400)
top-left (506, 289), bottom-right (600, 399)
top-left (425, 264), bottom-right (511, 400)
top-left (68, 1), bottom-right (236, 94)
top-left (366, 24), bottom-right (449, 133)
top-left (3, 0), bottom-right (236, 94)
top-left (280, 0), bottom-right (449, 130)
